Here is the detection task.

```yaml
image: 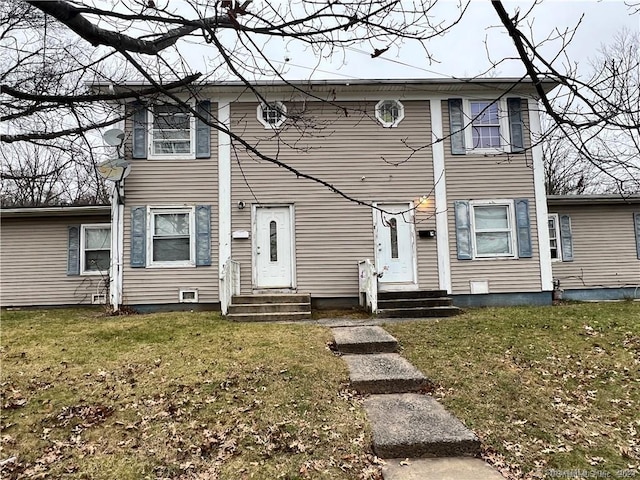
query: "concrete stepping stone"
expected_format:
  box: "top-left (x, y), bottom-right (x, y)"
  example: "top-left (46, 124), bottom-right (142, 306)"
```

top-left (382, 457), bottom-right (504, 480)
top-left (364, 393), bottom-right (480, 458)
top-left (342, 353), bottom-right (428, 394)
top-left (332, 326), bottom-right (398, 354)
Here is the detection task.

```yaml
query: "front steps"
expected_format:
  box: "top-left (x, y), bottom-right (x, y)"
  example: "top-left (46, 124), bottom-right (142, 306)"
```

top-left (377, 290), bottom-right (462, 318)
top-left (226, 293), bottom-right (311, 322)
top-left (332, 325), bottom-right (482, 462)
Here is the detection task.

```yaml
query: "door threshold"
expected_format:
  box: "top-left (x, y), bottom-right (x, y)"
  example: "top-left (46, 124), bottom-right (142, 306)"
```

top-left (378, 283), bottom-right (419, 292)
top-left (252, 288), bottom-right (297, 294)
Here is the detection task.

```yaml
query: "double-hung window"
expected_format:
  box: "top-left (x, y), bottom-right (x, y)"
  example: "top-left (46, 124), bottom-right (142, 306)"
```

top-left (470, 201), bottom-right (516, 258)
top-left (469, 101), bottom-right (501, 149)
top-left (150, 104), bottom-right (194, 157)
top-left (548, 214), bottom-right (562, 261)
top-left (149, 208), bottom-right (195, 267)
top-left (81, 224), bottom-right (111, 274)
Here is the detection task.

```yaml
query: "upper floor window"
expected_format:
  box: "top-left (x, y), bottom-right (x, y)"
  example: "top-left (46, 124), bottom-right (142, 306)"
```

top-left (150, 104), bottom-right (194, 158)
top-left (81, 224), bottom-right (111, 275)
top-left (470, 101), bottom-right (501, 149)
top-left (448, 97), bottom-right (524, 155)
top-left (376, 100), bottom-right (404, 127)
top-left (257, 102), bottom-right (286, 129)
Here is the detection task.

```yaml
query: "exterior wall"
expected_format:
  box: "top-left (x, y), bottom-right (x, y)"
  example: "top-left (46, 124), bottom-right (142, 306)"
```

top-left (1, 215), bottom-right (110, 307)
top-left (442, 99), bottom-right (543, 294)
top-left (550, 203), bottom-right (640, 292)
top-left (120, 106), bottom-right (219, 306)
top-left (230, 100), bottom-right (439, 297)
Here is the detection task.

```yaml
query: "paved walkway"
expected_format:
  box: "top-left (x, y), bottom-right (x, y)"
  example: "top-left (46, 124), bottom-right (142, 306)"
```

top-left (331, 325), bottom-right (505, 480)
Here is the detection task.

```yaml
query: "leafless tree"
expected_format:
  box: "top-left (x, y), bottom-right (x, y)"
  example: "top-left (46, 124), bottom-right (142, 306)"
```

top-left (1, 0), bottom-right (638, 205)
top-left (541, 28), bottom-right (640, 195)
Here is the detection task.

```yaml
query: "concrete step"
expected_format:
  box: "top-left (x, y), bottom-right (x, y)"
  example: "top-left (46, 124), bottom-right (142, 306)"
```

top-left (226, 311), bottom-right (312, 322)
top-left (378, 297), bottom-right (453, 309)
top-left (228, 302), bottom-right (310, 314)
top-left (381, 457), bottom-right (505, 480)
top-left (378, 306), bottom-right (462, 318)
top-left (232, 294), bottom-right (310, 304)
top-left (378, 290), bottom-right (448, 300)
top-left (342, 353), bottom-right (428, 394)
top-left (331, 326), bottom-right (398, 354)
top-left (364, 393), bottom-right (480, 458)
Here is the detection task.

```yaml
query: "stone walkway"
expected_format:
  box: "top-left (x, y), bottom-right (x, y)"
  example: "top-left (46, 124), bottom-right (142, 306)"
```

top-left (331, 325), bottom-right (505, 480)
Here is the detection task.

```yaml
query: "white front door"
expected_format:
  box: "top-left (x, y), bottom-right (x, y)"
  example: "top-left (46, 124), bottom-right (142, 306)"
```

top-left (374, 203), bottom-right (417, 287)
top-left (254, 206), bottom-right (294, 289)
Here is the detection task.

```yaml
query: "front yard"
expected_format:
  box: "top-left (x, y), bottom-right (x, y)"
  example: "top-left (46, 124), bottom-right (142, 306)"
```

top-left (1, 302), bottom-right (639, 479)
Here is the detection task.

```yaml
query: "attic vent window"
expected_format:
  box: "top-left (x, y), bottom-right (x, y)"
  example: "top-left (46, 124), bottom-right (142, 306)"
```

top-left (257, 102), bottom-right (286, 129)
top-left (375, 100), bottom-right (404, 127)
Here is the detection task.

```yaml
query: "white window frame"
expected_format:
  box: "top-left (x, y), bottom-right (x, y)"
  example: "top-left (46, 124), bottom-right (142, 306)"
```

top-left (464, 99), bottom-right (511, 153)
top-left (375, 99), bottom-right (405, 128)
top-left (147, 206), bottom-right (196, 268)
top-left (148, 102), bottom-right (196, 160)
top-left (257, 101), bottom-right (287, 129)
top-left (548, 213), bottom-right (562, 262)
top-left (469, 200), bottom-right (517, 259)
top-left (80, 224), bottom-right (111, 276)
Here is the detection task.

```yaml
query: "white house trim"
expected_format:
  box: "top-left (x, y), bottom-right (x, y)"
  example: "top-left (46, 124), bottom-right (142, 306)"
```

top-left (218, 98), bottom-right (232, 278)
top-left (429, 98), bottom-right (452, 293)
top-left (529, 98), bottom-right (553, 291)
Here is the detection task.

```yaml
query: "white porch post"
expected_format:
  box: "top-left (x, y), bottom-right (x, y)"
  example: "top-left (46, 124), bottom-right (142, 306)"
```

top-left (429, 98), bottom-right (452, 293)
top-left (109, 183), bottom-right (124, 310)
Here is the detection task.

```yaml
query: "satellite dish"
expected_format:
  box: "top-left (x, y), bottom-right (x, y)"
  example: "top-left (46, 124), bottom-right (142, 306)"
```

top-left (97, 157), bottom-right (131, 182)
top-left (102, 128), bottom-right (125, 146)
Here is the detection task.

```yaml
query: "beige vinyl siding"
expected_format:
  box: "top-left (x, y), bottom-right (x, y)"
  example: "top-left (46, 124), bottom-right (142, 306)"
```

top-left (1, 215), bottom-right (109, 307)
top-left (231, 100), bottom-right (438, 297)
top-left (442, 99), bottom-right (542, 294)
top-left (551, 204), bottom-right (640, 289)
top-left (121, 107), bottom-right (219, 305)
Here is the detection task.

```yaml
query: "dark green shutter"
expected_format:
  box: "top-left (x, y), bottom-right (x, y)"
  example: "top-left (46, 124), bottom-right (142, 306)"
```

top-left (454, 200), bottom-right (472, 260)
top-left (67, 225), bottom-right (80, 275)
top-left (130, 206), bottom-right (146, 267)
top-left (132, 103), bottom-right (147, 159)
top-left (195, 205), bottom-right (211, 266)
top-left (515, 198), bottom-right (532, 258)
top-left (196, 101), bottom-right (211, 159)
top-left (559, 214), bottom-right (573, 261)
top-left (507, 98), bottom-right (525, 153)
top-left (448, 98), bottom-right (466, 155)
top-left (634, 213), bottom-right (640, 259)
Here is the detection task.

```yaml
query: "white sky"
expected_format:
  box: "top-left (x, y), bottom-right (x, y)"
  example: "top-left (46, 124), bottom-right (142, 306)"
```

top-left (236, 0), bottom-right (640, 82)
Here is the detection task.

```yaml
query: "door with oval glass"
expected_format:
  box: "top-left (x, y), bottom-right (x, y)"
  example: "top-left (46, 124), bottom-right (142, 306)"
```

top-left (374, 203), bottom-right (417, 288)
top-left (254, 206), bottom-right (294, 289)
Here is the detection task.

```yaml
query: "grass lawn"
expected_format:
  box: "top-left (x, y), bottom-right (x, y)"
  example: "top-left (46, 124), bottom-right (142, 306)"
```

top-left (2, 303), bottom-right (639, 479)
top-left (0, 309), bottom-right (377, 480)
top-left (386, 302), bottom-right (640, 479)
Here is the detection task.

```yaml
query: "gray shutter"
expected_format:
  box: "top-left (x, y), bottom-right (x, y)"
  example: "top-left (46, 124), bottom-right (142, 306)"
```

top-left (132, 102), bottom-right (147, 159)
top-left (559, 214), bottom-right (573, 261)
top-left (454, 200), bottom-right (472, 260)
top-left (67, 225), bottom-right (80, 276)
top-left (196, 100), bottom-right (211, 159)
top-left (634, 212), bottom-right (640, 259)
top-left (507, 98), bottom-right (525, 153)
top-left (515, 198), bottom-right (532, 258)
top-left (448, 98), bottom-right (466, 155)
top-left (195, 205), bottom-right (212, 266)
top-left (130, 206), bottom-right (146, 267)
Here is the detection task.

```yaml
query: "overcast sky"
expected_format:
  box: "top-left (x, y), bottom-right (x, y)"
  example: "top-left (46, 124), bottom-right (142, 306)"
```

top-left (247, 0), bottom-right (639, 82)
